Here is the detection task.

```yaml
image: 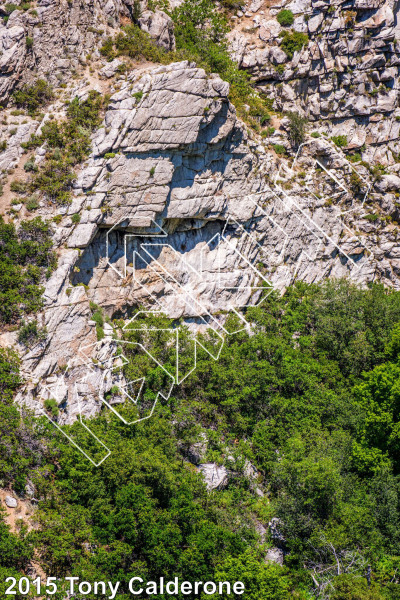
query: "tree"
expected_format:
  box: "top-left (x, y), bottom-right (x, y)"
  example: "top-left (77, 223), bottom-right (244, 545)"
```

top-left (286, 111), bottom-right (308, 148)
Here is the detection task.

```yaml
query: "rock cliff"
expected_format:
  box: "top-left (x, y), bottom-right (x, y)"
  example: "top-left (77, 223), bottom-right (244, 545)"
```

top-left (0, 0), bottom-right (400, 421)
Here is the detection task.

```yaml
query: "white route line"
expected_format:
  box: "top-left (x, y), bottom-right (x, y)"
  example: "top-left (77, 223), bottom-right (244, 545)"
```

top-left (40, 141), bottom-right (374, 464)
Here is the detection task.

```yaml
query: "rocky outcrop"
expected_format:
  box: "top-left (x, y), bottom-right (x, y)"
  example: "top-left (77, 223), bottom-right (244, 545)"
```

top-left (138, 9), bottom-right (176, 51)
top-left (13, 60), bottom-right (400, 419)
top-left (198, 463), bottom-right (229, 490)
top-left (228, 0), bottom-right (400, 165)
top-left (0, 0), bottom-right (161, 102)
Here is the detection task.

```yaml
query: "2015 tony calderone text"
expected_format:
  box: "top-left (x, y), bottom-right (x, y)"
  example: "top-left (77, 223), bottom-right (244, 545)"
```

top-left (5, 576), bottom-right (245, 598)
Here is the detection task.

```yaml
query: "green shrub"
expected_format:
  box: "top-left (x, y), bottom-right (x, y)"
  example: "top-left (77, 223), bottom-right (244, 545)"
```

top-left (25, 196), bottom-right (39, 211)
top-left (0, 216), bottom-right (55, 324)
top-left (277, 9), bottom-right (294, 27)
top-left (220, 0), bottom-right (243, 9)
top-left (149, 166), bottom-right (156, 177)
top-left (331, 134), bottom-right (348, 148)
top-left (364, 213), bottom-right (379, 222)
top-left (24, 158), bottom-right (38, 172)
top-left (349, 171), bottom-right (363, 195)
top-left (71, 213), bottom-right (81, 224)
top-left (4, 3), bottom-right (19, 14)
top-left (273, 144), bottom-right (286, 155)
top-left (104, 152), bottom-right (116, 159)
top-left (13, 79), bottom-right (54, 116)
top-left (24, 92), bottom-right (103, 204)
top-left (10, 180), bottom-right (27, 194)
top-left (44, 398), bottom-right (59, 417)
top-left (279, 30), bottom-right (309, 59)
top-left (286, 111), bottom-right (307, 148)
top-left (25, 36), bottom-right (33, 48)
top-left (0, 140), bottom-right (7, 152)
top-left (101, 25), bottom-right (170, 64)
top-left (311, 131), bottom-right (321, 138)
top-left (18, 319), bottom-right (47, 345)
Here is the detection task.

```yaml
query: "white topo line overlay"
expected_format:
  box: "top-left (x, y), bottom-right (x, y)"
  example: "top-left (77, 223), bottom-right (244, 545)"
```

top-left (41, 144), bottom-right (371, 464)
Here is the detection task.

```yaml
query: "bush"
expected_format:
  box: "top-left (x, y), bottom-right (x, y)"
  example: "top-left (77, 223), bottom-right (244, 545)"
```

top-left (279, 30), bottom-right (309, 59)
top-left (0, 140), bottom-right (7, 152)
top-left (71, 213), bottom-right (81, 224)
top-left (349, 171), bottom-right (363, 195)
top-left (286, 111), bottom-right (307, 148)
top-left (10, 180), bottom-right (27, 194)
top-left (26, 92), bottom-right (103, 204)
top-left (24, 158), bottom-right (38, 172)
top-left (4, 3), bottom-right (19, 14)
top-left (277, 9), bottom-right (294, 27)
top-left (0, 216), bottom-right (55, 324)
top-left (25, 196), bottom-right (39, 211)
top-left (101, 25), bottom-right (170, 64)
top-left (220, 0), bottom-right (243, 10)
top-left (25, 36), bottom-right (33, 48)
top-left (13, 79), bottom-right (53, 116)
top-left (18, 319), bottom-right (47, 345)
top-left (44, 398), bottom-right (59, 417)
top-left (273, 144), bottom-right (286, 155)
top-left (332, 134), bottom-right (348, 148)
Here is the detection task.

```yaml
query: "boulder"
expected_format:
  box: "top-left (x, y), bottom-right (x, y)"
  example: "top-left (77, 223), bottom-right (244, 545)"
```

top-left (265, 547), bottom-right (285, 565)
top-left (198, 463), bottom-right (229, 490)
top-left (138, 10), bottom-right (176, 51)
top-left (375, 174), bottom-right (400, 193)
top-left (5, 495), bottom-right (17, 508)
top-left (99, 58), bottom-right (124, 79)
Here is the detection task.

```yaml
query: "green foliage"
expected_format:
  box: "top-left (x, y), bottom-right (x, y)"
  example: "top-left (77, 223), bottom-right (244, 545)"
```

top-left (22, 91), bottom-right (103, 204)
top-left (3, 280), bottom-right (400, 596)
top-left (13, 79), bottom-right (53, 116)
top-left (279, 30), bottom-right (309, 60)
top-left (330, 575), bottom-right (384, 599)
top-left (350, 171), bottom-right (363, 195)
top-left (213, 551), bottom-right (292, 599)
top-left (219, 0), bottom-right (243, 10)
top-left (0, 216), bottom-right (55, 323)
top-left (286, 111), bottom-right (307, 148)
top-left (277, 9), bottom-right (294, 27)
top-left (25, 36), bottom-right (33, 48)
top-left (4, 3), bottom-right (20, 15)
top-left (273, 143), bottom-right (286, 155)
top-left (332, 134), bottom-right (348, 148)
top-left (100, 24), bottom-right (171, 64)
top-left (18, 319), bottom-right (47, 345)
top-left (71, 213), bottom-right (81, 224)
top-left (44, 398), bottom-right (59, 417)
top-left (23, 158), bottom-right (38, 173)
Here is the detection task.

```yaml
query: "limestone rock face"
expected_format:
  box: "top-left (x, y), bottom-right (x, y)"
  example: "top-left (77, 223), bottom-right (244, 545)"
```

top-left (13, 61), bottom-right (400, 420)
top-left (229, 0), bottom-right (400, 165)
top-left (0, 0), bottom-right (144, 102)
top-left (198, 463), bottom-right (229, 490)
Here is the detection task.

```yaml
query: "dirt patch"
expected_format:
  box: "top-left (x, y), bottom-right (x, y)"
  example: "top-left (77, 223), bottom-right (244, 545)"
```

top-left (0, 488), bottom-right (36, 533)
